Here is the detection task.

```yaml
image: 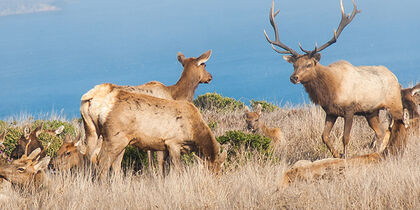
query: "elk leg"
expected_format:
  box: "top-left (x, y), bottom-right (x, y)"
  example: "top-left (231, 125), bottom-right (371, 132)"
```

top-left (366, 112), bottom-right (385, 152)
top-left (165, 139), bottom-right (182, 171)
top-left (111, 148), bottom-right (125, 176)
top-left (322, 114), bottom-right (339, 158)
top-left (98, 137), bottom-right (128, 179)
top-left (342, 112), bottom-right (354, 158)
top-left (147, 150), bottom-right (154, 171)
top-left (156, 151), bottom-right (167, 175)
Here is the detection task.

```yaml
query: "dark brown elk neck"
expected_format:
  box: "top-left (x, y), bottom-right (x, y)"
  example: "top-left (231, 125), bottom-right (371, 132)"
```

top-left (302, 64), bottom-right (338, 108)
top-left (168, 72), bottom-right (200, 102)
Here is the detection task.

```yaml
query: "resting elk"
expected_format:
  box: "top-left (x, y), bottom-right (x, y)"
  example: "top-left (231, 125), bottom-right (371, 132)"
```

top-left (281, 109), bottom-right (410, 187)
top-left (10, 123), bottom-right (64, 159)
top-left (244, 104), bottom-right (283, 146)
top-left (82, 84), bottom-right (226, 178)
top-left (264, 0), bottom-right (404, 158)
top-left (400, 83), bottom-right (420, 136)
top-left (81, 50), bottom-right (212, 172)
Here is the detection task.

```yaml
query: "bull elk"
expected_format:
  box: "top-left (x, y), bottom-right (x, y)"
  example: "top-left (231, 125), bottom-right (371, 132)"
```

top-left (10, 123), bottom-right (64, 159)
top-left (264, 0), bottom-right (404, 158)
top-left (0, 138), bottom-right (50, 188)
top-left (244, 104), bottom-right (283, 146)
top-left (82, 84), bottom-right (226, 178)
top-left (282, 110), bottom-right (410, 187)
top-left (81, 50), bottom-right (212, 173)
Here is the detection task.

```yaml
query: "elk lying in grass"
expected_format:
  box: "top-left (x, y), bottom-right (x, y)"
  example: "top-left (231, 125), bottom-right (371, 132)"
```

top-left (0, 136), bottom-right (50, 188)
top-left (264, 0), bottom-right (404, 158)
top-left (81, 50), bottom-right (212, 172)
top-left (82, 83), bottom-right (226, 178)
top-left (244, 104), bottom-right (283, 146)
top-left (401, 83), bottom-right (420, 136)
top-left (281, 110), bottom-right (410, 187)
top-left (10, 123), bottom-right (64, 159)
top-left (51, 135), bottom-right (102, 171)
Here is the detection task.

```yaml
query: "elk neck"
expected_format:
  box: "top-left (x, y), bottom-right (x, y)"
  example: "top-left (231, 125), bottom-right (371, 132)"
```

top-left (168, 71), bottom-right (200, 101)
top-left (301, 64), bottom-right (338, 108)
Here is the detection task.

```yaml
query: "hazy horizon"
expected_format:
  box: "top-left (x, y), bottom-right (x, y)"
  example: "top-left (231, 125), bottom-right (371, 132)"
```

top-left (0, 0), bottom-right (419, 118)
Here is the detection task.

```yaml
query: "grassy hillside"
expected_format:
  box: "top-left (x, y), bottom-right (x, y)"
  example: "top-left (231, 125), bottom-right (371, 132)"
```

top-left (0, 100), bottom-right (419, 209)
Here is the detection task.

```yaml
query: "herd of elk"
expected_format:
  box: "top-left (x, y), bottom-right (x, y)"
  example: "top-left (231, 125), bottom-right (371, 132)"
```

top-left (244, 104), bottom-right (283, 147)
top-left (0, 0), bottom-right (417, 189)
top-left (264, 0), bottom-right (405, 158)
top-left (80, 50), bottom-right (212, 173)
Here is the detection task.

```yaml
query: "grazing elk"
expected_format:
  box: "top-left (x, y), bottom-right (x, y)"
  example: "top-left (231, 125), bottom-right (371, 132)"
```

top-left (82, 84), bottom-right (227, 178)
top-left (10, 123), bottom-right (64, 159)
top-left (264, 0), bottom-right (404, 158)
top-left (81, 50), bottom-right (212, 172)
top-left (401, 83), bottom-right (420, 136)
top-left (0, 138), bottom-right (50, 188)
top-left (282, 110), bottom-right (410, 187)
top-left (244, 104), bottom-right (283, 146)
top-left (51, 135), bottom-right (102, 171)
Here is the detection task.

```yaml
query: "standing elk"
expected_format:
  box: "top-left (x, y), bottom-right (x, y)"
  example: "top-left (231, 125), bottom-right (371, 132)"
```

top-left (81, 50), bottom-right (212, 173)
top-left (401, 83), bottom-right (420, 136)
top-left (264, 0), bottom-right (404, 158)
top-left (82, 84), bottom-right (226, 178)
top-left (244, 104), bottom-right (283, 146)
top-left (10, 123), bottom-right (64, 159)
top-left (281, 109), bottom-right (410, 187)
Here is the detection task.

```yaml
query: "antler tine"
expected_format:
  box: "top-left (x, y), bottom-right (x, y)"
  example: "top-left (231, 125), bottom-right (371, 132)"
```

top-left (305, 0), bottom-right (360, 54)
top-left (264, 1), bottom-right (300, 57)
top-left (23, 139), bottom-right (32, 158)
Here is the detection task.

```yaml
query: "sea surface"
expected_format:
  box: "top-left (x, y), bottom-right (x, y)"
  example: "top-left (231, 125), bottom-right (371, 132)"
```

top-left (0, 0), bottom-right (419, 118)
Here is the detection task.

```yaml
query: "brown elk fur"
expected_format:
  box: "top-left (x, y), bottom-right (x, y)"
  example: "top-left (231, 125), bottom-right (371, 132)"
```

top-left (80, 50), bottom-right (212, 172)
top-left (400, 83), bottom-right (420, 136)
top-left (10, 123), bottom-right (64, 159)
top-left (51, 135), bottom-right (95, 171)
top-left (244, 105), bottom-right (283, 146)
top-left (83, 84), bottom-right (226, 178)
top-left (281, 110), bottom-right (409, 187)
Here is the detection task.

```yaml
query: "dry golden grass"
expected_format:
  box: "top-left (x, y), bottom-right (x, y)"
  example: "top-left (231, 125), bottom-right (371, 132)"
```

top-left (1, 105), bottom-right (419, 209)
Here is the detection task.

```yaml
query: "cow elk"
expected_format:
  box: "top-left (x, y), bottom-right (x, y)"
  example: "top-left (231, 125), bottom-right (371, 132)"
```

top-left (82, 84), bottom-right (226, 178)
top-left (264, 0), bottom-right (404, 158)
top-left (10, 123), bottom-right (64, 159)
top-left (81, 50), bottom-right (212, 173)
top-left (244, 104), bottom-right (283, 146)
top-left (0, 139), bottom-right (50, 188)
top-left (401, 83), bottom-right (420, 136)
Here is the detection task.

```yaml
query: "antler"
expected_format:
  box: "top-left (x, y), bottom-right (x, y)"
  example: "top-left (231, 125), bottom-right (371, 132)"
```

top-left (300, 0), bottom-right (361, 54)
top-left (264, 1), bottom-right (300, 57)
top-left (21, 139), bottom-right (32, 159)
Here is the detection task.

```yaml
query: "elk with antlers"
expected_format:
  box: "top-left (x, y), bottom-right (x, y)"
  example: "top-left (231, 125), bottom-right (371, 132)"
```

top-left (81, 50), bottom-right (212, 173)
top-left (264, 0), bottom-right (404, 158)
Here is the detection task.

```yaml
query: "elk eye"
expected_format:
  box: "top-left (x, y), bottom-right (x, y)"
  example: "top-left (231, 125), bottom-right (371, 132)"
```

top-left (306, 63), bottom-right (312, 68)
top-left (66, 152), bottom-right (71, 156)
top-left (17, 167), bottom-right (25, 172)
top-left (200, 63), bottom-right (206, 67)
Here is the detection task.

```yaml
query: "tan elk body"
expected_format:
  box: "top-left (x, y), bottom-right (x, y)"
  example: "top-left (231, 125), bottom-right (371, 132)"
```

top-left (400, 83), bottom-right (420, 136)
top-left (244, 105), bottom-right (283, 146)
top-left (264, 0), bottom-right (404, 158)
top-left (82, 83), bottom-right (226, 177)
top-left (80, 50), bottom-right (212, 172)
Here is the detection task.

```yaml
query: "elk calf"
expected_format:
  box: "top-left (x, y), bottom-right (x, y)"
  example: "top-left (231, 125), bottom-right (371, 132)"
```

top-left (244, 105), bottom-right (283, 146)
top-left (10, 123), bottom-right (64, 159)
top-left (83, 84), bottom-right (226, 178)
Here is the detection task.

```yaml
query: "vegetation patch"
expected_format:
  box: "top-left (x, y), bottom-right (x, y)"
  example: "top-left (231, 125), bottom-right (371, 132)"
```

top-left (250, 99), bottom-right (279, 112)
top-left (194, 93), bottom-right (245, 111)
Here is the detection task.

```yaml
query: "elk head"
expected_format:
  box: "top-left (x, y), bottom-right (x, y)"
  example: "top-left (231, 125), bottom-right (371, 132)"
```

top-left (0, 142), bottom-right (50, 187)
top-left (401, 83), bottom-right (420, 135)
top-left (244, 104), bottom-right (263, 133)
top-left (264, 0), bottom-right (360, 84)
top-left (177, 50), bottom-right (213, 84)
top-left (51, 134), bottom-right (87, 171)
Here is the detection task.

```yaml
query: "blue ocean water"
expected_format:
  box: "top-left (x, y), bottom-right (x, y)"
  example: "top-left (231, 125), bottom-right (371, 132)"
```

top-left (0, 0), bottom-right (419, 118)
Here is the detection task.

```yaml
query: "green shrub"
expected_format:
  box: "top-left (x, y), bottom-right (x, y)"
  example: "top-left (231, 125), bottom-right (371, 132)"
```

top-left (122, 145), bottom-right (148, 171)
top-left (217, 130), bottom-right (272, 159)
top-left (194, 93), bottom-right (245, 111)
top-left (250, 100), bottom-right (279, 112)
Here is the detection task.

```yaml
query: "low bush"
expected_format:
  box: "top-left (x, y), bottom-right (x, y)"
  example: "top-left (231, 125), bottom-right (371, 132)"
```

top-left (194, 93), bottom-right (245, 111)
top-left (250, 100), bottom-right (279, 112)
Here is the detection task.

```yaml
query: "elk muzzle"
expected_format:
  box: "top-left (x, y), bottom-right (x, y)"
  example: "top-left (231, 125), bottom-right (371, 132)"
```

top-left (290, 74), bottom-right (300, 84)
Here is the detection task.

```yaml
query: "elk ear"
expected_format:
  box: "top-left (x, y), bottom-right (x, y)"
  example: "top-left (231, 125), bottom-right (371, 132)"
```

top-left (34, 122), bottom-right (44, 138)
top-left (177, 52), bottom-right (186, 66)
top-left (0, 130), bottom-right (6, 144)
top-left (283, 55), bottom-right (296, 63)
top-left (64, 135), bottom-right (72, 143)
top-left (27, 148), bottom-right (41, 160)
top-left (24, 126), bottom-right (31, 138)
top-left (244, 106), bottom-right (251, 113)
top-left (313, 53), bottom-right (321, 62)
top-left (55, 125), bottom-right (65, 135)
top-left (411, 83), bottom-right (420, 96)
top-left (197, 50), bottom-right (212, 66)
top-left (75, 140), bottom-right (87, 155)
top-left (34, 156), bottom-right (51, 172)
